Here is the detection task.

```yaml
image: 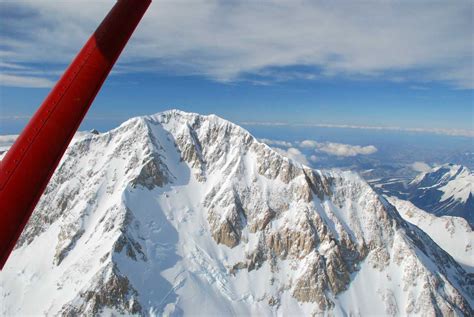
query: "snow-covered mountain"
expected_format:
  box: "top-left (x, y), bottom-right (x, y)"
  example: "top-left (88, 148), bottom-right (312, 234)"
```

top-left (387, 196), bottom-right (473, 275)
top-left (407, 164), bottom-right (473, 227)
top-left (0, 110), bottom-right (472, 316)
top-left (0, 135), bottom-right (16, 158)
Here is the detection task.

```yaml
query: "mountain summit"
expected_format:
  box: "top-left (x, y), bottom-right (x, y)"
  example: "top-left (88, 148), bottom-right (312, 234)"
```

top-left (0, 110), bottom-right (472, 316)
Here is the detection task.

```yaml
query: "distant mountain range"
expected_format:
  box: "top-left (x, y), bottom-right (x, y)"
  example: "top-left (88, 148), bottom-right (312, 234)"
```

top-left (371, 164), bottom-right (473, 228)
top-left (0, 111), bottom-right (472, 315)
top-left (408, 164), bottom-right (473, 225)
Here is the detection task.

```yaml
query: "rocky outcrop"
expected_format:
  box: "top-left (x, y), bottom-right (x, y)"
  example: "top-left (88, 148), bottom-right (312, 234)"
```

top-left (131, 154), bottom-right (169, 189)
top-left (61, 264), bottom-right (142, 316)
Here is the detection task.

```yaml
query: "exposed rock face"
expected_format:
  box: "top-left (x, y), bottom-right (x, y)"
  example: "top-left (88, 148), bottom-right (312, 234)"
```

top-left (0, 110), bottom-right (472, 316)
top-left (131, 154), bottom-right (170, 189)
top-left (61, 264), bottom-right (142, 316)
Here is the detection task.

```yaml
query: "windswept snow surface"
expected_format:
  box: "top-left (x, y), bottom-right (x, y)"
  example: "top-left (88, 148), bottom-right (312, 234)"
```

top-left (0, 110), bottom-right (472, 316)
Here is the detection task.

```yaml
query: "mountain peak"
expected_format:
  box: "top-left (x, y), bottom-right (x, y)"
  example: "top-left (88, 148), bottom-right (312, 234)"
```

top-left (1, 110), bottom-right (472, 316)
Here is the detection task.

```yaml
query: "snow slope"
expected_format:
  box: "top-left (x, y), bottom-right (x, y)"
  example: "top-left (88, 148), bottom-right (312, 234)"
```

top-left (0, 110), bottom-right (472, 316)
top-left (387, 196), bottom-right (473, 274)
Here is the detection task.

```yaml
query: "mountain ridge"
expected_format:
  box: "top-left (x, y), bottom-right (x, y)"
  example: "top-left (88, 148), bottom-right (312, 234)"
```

top-left (386, 195), bottom-right (473, 274)
top-left (0, 110), bottom-right (472, 316)
top-left (408, 164), bottom-right (473, 227)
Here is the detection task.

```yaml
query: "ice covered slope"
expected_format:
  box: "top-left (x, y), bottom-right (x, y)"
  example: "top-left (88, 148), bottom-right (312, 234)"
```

top-left (407, 164), bottom-right (473, 226)
top-left (387, 196), bottom-right (473, 274)
top-left (0, 110), bottom-right (472, 316)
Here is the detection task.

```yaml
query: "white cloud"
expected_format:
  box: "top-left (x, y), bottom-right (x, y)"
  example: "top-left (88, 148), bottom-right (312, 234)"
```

top-left (0, 73), bottom-right (54, 88)
top-left (259, 138), bottom-right (293, 148)
top-left (411, 161), bottom-right (432, 173)
top-left (299, 140), bottom-right (320, 148)
top-left (258, 138), bottom-right (307, 165)
top-left (0, 61), bottom-right (62, 88)
top-left (317, 143), bottom-right (377, 157)
top-left (259, 138), bottom-right (308, 164)
top-left (297, 139), bottom-right (378, 157)
top-left (273, 147), bottom-right (309, 166)
top-left (261, 137), bottom-right (377, 160)
top-left (0, 0), bottom-right (472, 88)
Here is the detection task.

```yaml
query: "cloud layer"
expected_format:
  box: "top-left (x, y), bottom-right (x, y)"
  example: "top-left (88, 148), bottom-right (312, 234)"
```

top-left (299, 140), bottom-right (378, 157)
top-left (260, 138), bottom-right (293, 148)
top-left (259, 137), bottom-right (378, 164)
top-left (411, 161), bottom-right (432, 173)
top-left (247, 121), bottom-right (474, 138)
top-left (0, 0), bottom-right (472, 88)
top-left (316, 143), bottom-right (377, 157)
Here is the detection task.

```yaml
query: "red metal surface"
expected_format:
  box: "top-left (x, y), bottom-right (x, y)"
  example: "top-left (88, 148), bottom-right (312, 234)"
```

top-left (0, 0), bottom-right (152, 269)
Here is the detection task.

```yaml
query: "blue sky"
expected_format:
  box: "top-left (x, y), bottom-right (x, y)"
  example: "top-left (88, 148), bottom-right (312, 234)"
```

top-left (0, 0), bottom-right (473, 135)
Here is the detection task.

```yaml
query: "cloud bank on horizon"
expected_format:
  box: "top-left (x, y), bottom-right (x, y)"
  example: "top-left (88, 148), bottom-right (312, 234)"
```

top-left (0, 0), bottom-right (472, 89)
top-left (246, 121), bottom-right (474, 138)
